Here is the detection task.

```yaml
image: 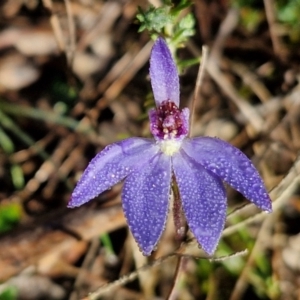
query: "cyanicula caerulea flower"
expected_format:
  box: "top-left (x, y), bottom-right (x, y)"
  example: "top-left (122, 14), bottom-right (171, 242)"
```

top-left (68, 38), bottom-right (272, 256)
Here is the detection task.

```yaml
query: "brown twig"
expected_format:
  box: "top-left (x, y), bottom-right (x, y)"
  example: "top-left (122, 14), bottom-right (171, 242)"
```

top-left (42, 0), bottom-right (66, 52)
top-left (64, 0), bottom-right (76, 68)
top-left (189, 45), bottom-right (209, 137)
top-left (69, 237), bottom-right (100, 300)
top-left (166, 256), bottom-right (187, 300)
top-left (263, 0), bottom-right (285, 59)
top-left (229, 213), bottom-right (274, 300)
top-left (187, 8), bottom-right (265, 136)
top-left (229, 59), bottom-right (273, 103)
top-left (227, 153), bottom-right (300, 300)
top-left (86, 250), bottom-right (248, 299)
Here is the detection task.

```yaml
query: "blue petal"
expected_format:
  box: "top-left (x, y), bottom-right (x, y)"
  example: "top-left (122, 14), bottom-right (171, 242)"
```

top-left (182, 137), bottom-right (272, 212)
top-left (172, 152), bottom-right (227, 255)
top-left (122, 153), bottom-right (172, 256)
top-left (150, 38), bottom-right (180, 106)
top-left (69, 138), bottom-right (159, 208)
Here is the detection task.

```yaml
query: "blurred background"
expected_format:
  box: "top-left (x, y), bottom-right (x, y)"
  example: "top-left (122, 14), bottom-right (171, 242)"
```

top-left (0, 0), bottom-right (300, 299)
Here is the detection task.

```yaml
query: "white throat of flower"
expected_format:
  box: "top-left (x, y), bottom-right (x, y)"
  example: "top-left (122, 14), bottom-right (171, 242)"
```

top-left (158, 139), bottom-right (182, 156)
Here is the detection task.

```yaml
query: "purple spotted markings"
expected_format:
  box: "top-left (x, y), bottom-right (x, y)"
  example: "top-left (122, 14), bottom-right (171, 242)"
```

top-left (68, 38), bottom-right (272, 256)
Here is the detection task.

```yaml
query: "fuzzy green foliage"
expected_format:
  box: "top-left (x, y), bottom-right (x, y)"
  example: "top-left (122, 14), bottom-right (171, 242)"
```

top-left (136, 0), bottom-right (195, 48)
top-left (0, 286), bottom-right (18, 300)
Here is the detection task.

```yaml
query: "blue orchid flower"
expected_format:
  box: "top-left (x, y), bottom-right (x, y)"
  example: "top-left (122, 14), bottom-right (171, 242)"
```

top-left (68, 38), bottom-right (272, 256)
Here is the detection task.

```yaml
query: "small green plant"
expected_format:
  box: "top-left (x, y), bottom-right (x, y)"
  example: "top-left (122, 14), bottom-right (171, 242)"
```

top-left (137, 2), bottom-right (195, 44)
top-left (100, 233), bottom-right (115, 256)
top-left (136, 0), bottom-right (196, 69)
top-left (231, 0), bottom-right (265, 33)
top-left (276, 0), bottom-right (300, 43)
top-left (0, 202), bottom-right (22, 233)
top-left (277, 0), bottom-right (300, 25)
top-left (0, 120), bottom-right (25, 190)
top-left (0, 286), bottom-right (18, 300)
top-left (137, 6), bottom-right (174, 33)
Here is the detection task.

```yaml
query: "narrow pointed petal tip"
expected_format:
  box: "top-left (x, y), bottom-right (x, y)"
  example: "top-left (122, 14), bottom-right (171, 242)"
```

top-left (182, 137), bottom-right (272, 213)
top-left (150, 38), bottom-right (180, 106)
top-left (68, 138), bottom-right (159, 208)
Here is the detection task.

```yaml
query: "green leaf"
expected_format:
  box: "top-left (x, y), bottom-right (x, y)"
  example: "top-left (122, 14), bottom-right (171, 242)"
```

top-left (0, 286), bottom-right (18, 300)
top-left (10, 164), bottom-right (25, 190)
top-left (178, 12), bottom-right (195, 30)
top-left (0, 203), bottom-right (22, 233)
top-left (0, 126), bottom-right (14, 154)
top-left (100, 233), bottom-right (115, 255)
top-left (137, 6), bottom-right (173, 33)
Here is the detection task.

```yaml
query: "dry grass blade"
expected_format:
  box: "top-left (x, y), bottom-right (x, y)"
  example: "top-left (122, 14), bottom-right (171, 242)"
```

top-left (189, 45), bottom-right (209, 137)
top-left (85, 249), bottom-right (248, 300)
top-left (64, 0), bottom-right (76, 67)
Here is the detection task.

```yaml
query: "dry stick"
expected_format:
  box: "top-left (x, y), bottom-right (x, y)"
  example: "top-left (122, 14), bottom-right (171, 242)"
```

top-left (230, 215), bottom-right (274, 300)
top-left (263, 0), bottom-right (283, 58)
top-left (97, 51), bottom-right (134, 94)
top-left (229, 60), bottom-right (273, 103)
top-left (225, 90), bottom-right (300, 225)
top-left (94, 40), bottom-right (153, 118)
top-left (165, 254), bottom-right (186, 300)
top-left (70, 237), bottom-right (100, 300)
top-left (225, 156), bottom-right (300, 237)
top-left (189, 45), bottom-right (209, 137)
top-left (229, 213), bottom-right (275, 300)
top-left (224, 87), bottom-right (300, 223)
top-left (85, 250), bottom-right (248, 300)
top-left (206, 57), bottom-right (264, 135)
top-left (85, 254), bottom-right (174, 300)
top-left (77, 1), bottom-right (121, 51)
top-left (193, 8), bottom-right (264, 135)
top-left (147, 0), bottom-right (161, 8)
top-left (209, 8), bottom-right (239, 61)
top-left (42, 0), bottom-right (66, 52)
top-left (44, 0), bottom-right (76, 66)
top-left (229, 155), bottom-right (300, 299)
top-left (64, 0), bottom-right (76, 68)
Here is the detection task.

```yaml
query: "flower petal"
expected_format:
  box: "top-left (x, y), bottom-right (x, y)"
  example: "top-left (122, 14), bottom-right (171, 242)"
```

top-left (122, 153), bottom-right (171, 256)
top-left (182, 137), bottom-right (272, 212)
top-left (68, 138), bottom-right (159, 208)
top-left (172, 152), bottom-right (227, 255)
top-left (150, 38), bottom-right (179, 106)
